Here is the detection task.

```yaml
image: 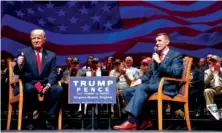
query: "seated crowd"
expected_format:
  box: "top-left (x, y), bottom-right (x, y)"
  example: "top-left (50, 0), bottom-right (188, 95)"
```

top-left (1, 29), bottom-right (222, 130)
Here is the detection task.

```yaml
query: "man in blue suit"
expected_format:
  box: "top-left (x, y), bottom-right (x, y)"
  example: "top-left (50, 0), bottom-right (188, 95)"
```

top-left (14, 29), bottom-right (63, 129)
top-left (113, 33), bottom-right (183, 130)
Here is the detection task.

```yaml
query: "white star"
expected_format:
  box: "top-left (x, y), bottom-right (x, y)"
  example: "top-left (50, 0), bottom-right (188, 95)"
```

top-left (91, 15), bottom-right (100, 23)
top-left (46, 2), bottom-right (54, 8)
top-left (81, 24), bottom-right (91, 32)
top-left (69, 17), bottom-right (78, 24)
top-left (102, 4), bottom-right (110, 12)
top-left (59, 25), bottom-right (67, 31)
top-left (67, 1), bottom-right (77, 7)
top-left (15, 10), bottom-right (25, 18)
top-left (57, 9), bottom-right (66, 16)
top-left (104, 22), bottom-right (112, 30)
top-left (27, 8), bottom-right (35, 15)
top-left (37, 7), bottom-right (44, 12)
top-left (79, 6), bottom-right (88, 14)
top-left (38, 19), bottom-right (46, 26)
top-left (47, 16), bottom-right (55, 23)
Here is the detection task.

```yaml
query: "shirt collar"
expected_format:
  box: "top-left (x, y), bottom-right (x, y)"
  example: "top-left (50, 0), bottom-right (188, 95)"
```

top-left (162, 47), bottom-right (169, 55)
top-left (35, 48), bottom-right (43, 53)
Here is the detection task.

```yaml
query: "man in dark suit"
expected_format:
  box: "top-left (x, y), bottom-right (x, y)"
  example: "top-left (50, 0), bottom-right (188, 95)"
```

top-left (14, 29), bottom-right (63, 129)
top-left (113, 33), bottom-right (183, 130)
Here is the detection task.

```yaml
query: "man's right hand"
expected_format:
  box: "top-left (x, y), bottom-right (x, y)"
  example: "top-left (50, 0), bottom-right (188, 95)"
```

top-left (17, 55), bottom-right (24, 65)
top-left (215, 62), bottom-right (221, 72)
top-left (131, 79), bottom-right (142, 87)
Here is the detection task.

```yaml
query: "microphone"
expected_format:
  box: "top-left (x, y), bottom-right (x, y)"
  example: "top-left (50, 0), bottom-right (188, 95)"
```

top-left (152, 46), bottom-right (158, 62)
top-left (154, 46), bottom-right (157, 53)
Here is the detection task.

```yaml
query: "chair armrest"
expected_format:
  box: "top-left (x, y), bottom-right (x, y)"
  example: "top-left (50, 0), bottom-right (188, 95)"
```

top-left (10, 80), bottom-right (20, 85)
top-left (162, 77), bottom-right (186, 82)
top-left (157, 77), bottom-right (186, 94)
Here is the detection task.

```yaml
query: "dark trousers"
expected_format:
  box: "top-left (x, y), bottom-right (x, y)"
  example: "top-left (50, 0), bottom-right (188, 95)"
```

top-left (14, 82), bottom-right (63, 116)
top-left (123, 83), bottom-right (159, 118)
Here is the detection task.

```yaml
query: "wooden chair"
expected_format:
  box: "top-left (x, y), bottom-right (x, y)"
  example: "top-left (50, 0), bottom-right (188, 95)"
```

top-left (6, 60), bottom-right (63, 130)
top-left (148, 56), bottom-right (193, 131)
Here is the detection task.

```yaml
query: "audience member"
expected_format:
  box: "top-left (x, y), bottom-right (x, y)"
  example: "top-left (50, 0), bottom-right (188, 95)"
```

top-left (204, 55), bottom-right (222, 120)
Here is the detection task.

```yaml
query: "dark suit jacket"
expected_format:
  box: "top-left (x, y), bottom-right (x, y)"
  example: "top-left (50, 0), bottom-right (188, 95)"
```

top-left (141, 49), bottom-right (183, 96)
top-left (14, 47), bottom-right (57, 86)
top-left (189, 67), bottom-right (204, 95)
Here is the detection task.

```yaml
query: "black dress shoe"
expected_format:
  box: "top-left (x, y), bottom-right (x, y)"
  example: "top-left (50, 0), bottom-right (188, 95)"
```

top-left (45, 120), bottom-right (55, 130)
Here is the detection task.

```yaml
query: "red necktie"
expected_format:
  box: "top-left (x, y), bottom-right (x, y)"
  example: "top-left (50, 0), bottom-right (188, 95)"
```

top-left (160, 53), bottom-right (164, 61)
top-left (36, 50), bottom-right (41, 74)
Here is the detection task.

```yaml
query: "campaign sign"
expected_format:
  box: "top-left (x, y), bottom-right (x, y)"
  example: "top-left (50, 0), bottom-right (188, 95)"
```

top-left (68, 77), bottom-right (116, 104)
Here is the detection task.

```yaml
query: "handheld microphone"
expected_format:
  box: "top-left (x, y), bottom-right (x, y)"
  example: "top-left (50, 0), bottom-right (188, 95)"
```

top-left (152, 46), bottom-right (158, 62)
top-left (154, 46), bottom-right (157, 53)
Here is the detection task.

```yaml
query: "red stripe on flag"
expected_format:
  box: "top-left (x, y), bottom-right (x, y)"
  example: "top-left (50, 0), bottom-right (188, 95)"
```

top-left (121, 16), bottom-right (222, 29)
top-left (166, 1), bottom-right (197, 5)
top-left (2, 26), bottom-right (219, 56)
top-left (118, 1), bottom-right (222, 17)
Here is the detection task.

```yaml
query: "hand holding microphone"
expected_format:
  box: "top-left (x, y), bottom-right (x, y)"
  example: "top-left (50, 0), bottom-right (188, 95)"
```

top-left (152, 46), bottom-right (161, 64)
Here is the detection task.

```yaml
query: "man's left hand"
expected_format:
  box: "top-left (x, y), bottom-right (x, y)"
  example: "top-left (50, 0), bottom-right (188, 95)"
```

top-left (42, 85), bottom-right (50, 94)
top-left (120, 68), bottom-right (126, 75)
top-left (152, 53), bottom-right (161, 64)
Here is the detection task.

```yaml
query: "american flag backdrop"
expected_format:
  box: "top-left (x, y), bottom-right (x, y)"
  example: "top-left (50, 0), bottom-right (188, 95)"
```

top-left (1, 0), bottom-right (222, 67)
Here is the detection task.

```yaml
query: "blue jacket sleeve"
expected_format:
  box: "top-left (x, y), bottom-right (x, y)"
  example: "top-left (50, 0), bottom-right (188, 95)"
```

top-left (48, 54), bottom-right (57, 86)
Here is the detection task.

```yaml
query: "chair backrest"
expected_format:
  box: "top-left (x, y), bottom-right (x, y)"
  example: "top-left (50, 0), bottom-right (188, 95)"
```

top-left (178, 56), bottom-right (193, 98)
top-left (8, 60), bottom-right (20, 99)
top-left (8, 60), bottom-right (15, 99)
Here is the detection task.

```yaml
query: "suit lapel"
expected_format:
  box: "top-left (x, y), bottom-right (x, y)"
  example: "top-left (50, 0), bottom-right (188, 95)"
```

top-left (161, 49), bottom-right (172, 64)
top-left (29, 48), bottom-right (39, 75)
top-left (154, 49), bottom-right (173, 73)
top-left (40, 49), bottom-right (47, 75)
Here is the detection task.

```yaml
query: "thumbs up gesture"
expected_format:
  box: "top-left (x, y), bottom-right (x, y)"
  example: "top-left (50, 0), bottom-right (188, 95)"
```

top-left (17, 52), bottom-right (24, 65)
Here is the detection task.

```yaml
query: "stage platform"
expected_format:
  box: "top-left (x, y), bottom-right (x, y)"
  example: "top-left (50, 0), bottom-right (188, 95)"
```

top-left (1, 105), bottom-right (222, 131)
top-left (1, 117), bottom-right (222, 131)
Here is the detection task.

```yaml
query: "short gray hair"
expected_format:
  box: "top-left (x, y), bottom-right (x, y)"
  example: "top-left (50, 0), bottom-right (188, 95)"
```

top-left (156, 33), bottom-right (169, 40)
top-left (125, 56), bottom-right (133, 62)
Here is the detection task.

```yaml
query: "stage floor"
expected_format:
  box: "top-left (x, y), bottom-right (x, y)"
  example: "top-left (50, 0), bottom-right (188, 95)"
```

top-left (1, 130), bottom-right (222, 132)
top-left (1, 118), bottom-right (222, 131)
